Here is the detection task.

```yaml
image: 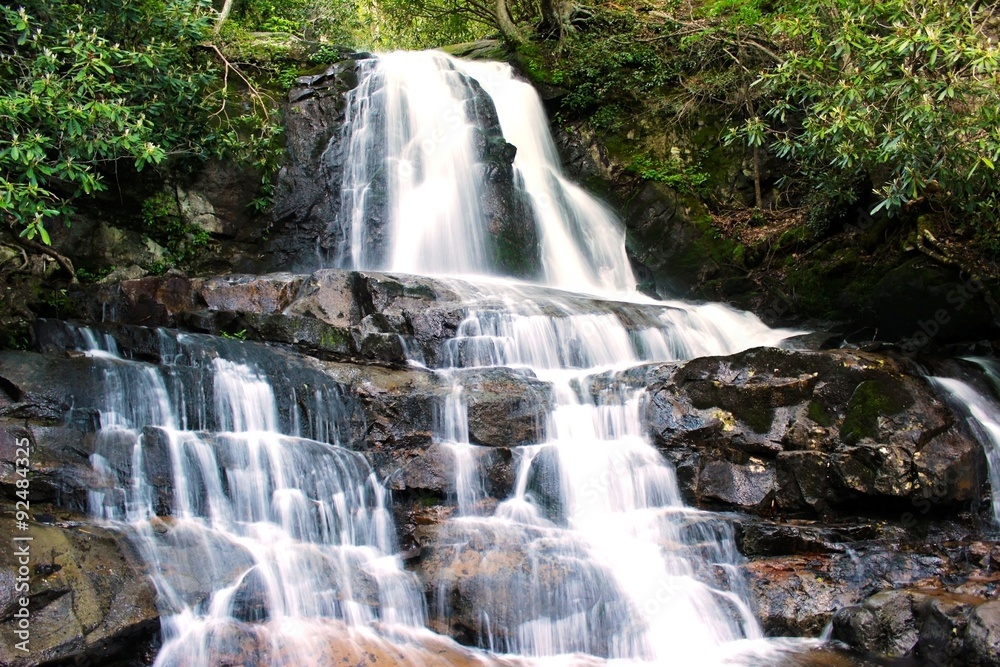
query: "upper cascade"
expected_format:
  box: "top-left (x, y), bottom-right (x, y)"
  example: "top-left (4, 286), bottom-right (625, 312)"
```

top-left (335, 50), bottom-right (636, 294)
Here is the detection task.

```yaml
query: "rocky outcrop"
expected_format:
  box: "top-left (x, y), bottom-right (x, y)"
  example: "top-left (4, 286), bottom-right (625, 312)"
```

top-left (0, 513), bottom-right (159, 667)
top-left (639, 346), bottom-right (985, 518)
top-left (268, 60), bottom-right (361, 272)
top-left (830, 583), bottom-right (1000, 666)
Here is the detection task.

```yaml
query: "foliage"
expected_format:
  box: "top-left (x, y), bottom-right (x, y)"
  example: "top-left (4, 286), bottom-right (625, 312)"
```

top-left (231, 0), bottom-right (365, 44)
top-left (749, 0), bottom-right (1000, 226)
top-left (524, 9), bottom-right (674, 112)
top-left (629, 154), bottom-right (711, 196)
top-left (0, 0), bottom-right (280, 245)
top-left (361, 0), bottom-right (493, 49)
top-left (141, 191), bottom-right (212, 271)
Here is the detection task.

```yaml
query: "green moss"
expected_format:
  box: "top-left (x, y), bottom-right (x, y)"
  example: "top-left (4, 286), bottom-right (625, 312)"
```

top-left (807, 400), bottom-right (834, 427)
top-left (732, 243), bottom-right (747, 267)
top-left (493, 226), bottom-right (535, 277)
top-left (839, 379), bottom-right (913, 444)
top-left (402, 284), bottom-right (436, 300)
top-left (318, 326), bottom-right (351, 350)
top-left (690, 382), bottom-right (775, 434)
top-left (739, 403), bottom-right (776, 434)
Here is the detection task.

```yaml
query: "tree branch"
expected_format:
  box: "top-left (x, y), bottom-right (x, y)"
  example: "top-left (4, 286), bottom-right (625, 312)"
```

top-left (15, 237), bottom-right (77, 282)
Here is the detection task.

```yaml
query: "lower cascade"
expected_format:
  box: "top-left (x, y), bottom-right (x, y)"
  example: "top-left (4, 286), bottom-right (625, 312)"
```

top-left (931, 357), bottom-right (1000, 525)
top-left (9, 47), bottom-right (999, 667)
top-left (80, 328), bottom-right (431, 665)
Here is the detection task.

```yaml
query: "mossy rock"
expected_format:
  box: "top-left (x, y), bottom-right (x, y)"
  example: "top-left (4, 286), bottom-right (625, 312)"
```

top-left (807, 400), bottom-right (835, 427)
top-left (839, 378), bottom-right (914, 444)
top-left (442, 40), bottom-right (507, 61)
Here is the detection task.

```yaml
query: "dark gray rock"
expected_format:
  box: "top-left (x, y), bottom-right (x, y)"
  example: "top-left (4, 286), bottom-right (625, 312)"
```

top-left (642, 346), bottom-right (984, 517)
top-left (745, 548), bottom-right (947, 637)
top-left (834, 590), bottom-right (922, 657)
top-left (460, 369), bottom-right (551, 447)
top-left (269, 60), bottom-right (360, 272)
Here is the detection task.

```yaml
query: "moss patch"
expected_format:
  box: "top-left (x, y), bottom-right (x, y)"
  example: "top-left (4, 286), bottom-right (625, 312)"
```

top-left (807, 400), bottom-right (834, 427)
top-left (839, 378), bottom-right (913, 444)
top-left (690, 381), bottom-right (776, 434)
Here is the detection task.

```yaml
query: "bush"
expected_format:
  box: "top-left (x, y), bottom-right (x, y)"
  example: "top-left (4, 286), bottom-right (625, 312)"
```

top-left (758, 0), bottom-right (1000, 225)
top-left (0, 0), bottom-right (276, 244)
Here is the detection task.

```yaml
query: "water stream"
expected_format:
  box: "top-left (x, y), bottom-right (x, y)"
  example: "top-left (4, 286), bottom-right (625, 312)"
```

top-left (79, 50), bottom-right (824, 665)
top-left (332, 49), bottom-right (803, 664)
top-left (930, 357), bottom-right (1000, 525)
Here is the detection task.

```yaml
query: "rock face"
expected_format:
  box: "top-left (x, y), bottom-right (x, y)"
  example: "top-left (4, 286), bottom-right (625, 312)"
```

top-left (0, 514), bottom-right (159, 667)
top-left (269, 61), bottom-right (361, 273)
top-left (5, 264), bottom-right (1000, 666)
top-left (830, 585), bottom-right (1000, 667)
top-left (641, 346), bottom-right (984, 517)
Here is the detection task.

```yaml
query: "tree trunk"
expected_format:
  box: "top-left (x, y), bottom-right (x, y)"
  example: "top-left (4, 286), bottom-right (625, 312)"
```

top-left (539, 0), bottom-right (565, 39)
top-left (215, 0), bottom-right (235, 34)
top-left (753, 144), bottom-right (763, 210)
top-left (494, 0), bottom-right (524, 44)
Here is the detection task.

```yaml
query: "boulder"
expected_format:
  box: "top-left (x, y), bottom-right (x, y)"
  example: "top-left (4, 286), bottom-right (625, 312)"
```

top-left (460, 369), bottom-right (551, 448)
top-left (0, 514), bottom-right (159, 667)
top-left (642, 346), bottom-right (985, 517)
top-left (967, 601), bottom-right (1000, 667)
top-left (745, 548), bottom-right (947, 637)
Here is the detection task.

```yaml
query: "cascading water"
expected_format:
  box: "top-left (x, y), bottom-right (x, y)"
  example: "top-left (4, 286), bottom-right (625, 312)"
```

top-left (930, 357), bottom-right (1000, 524)
top-left (333, 50), bottom-right (807, 664)
top-left (335, 50), bottom-right (634, 292)
top-left (77, 327), bottom-right (431, 665)
top-left (76, 49), bottom-right (823, 666)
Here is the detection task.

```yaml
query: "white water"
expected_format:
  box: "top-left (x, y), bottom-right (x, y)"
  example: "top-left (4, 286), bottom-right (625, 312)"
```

top-left (334, 50), bottom-right (808, 665)
top-left (80, 49), bottom-right (823, 666)
top-left (337, 50), bottom-right (634, 293)
top-left (931, 360), bottom-right (1000, 524)
top-left (80, 331), bottom-right (429, 666)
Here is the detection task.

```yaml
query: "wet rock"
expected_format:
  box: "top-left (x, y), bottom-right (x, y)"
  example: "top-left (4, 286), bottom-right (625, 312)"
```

top-left (0, 352), bottom-right (106, 510)
top-left (270, 59), bottom-right (359, 272)
top-left (390, 443), bottom-right (458, 496)
top-left (460, 369), bottom-right (551, 447)
top-left (734, 518), bottom-right (880, 558)
top-left (644, 346), bottom-right (984, 517)
top-left (834, 590), bottom-right (922, 657)
top-left (744, 547), bottom-right (948, 637)
top-left (283, 270), bottom-right (366, 328)
top-left (198, 273), bottom-right (304, 313)
top-left (698, 458), bottom-right (775, 510)
top-left (417, 520), bottom-right (637, 656)
top-left (831, 587), bottom-right (996, 666)
top-left (152, 618), bottom-right (524, 667)
top-left (967, 601), bottom-right (1000, 667)
top-left (0, 514), bottom-right (159, 667)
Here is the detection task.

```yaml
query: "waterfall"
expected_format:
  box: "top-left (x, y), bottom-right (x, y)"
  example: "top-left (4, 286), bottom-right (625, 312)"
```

top-left (78, 327), bottom-right (428, 665)
top-left (930, 357), bottom-right (1000, 524)
top-left (336, 50), bottom-right (635, 293)
top-left (75, 49), bottom-right (825, 667)
top-left (333, 51), bottom-right (806, 664)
